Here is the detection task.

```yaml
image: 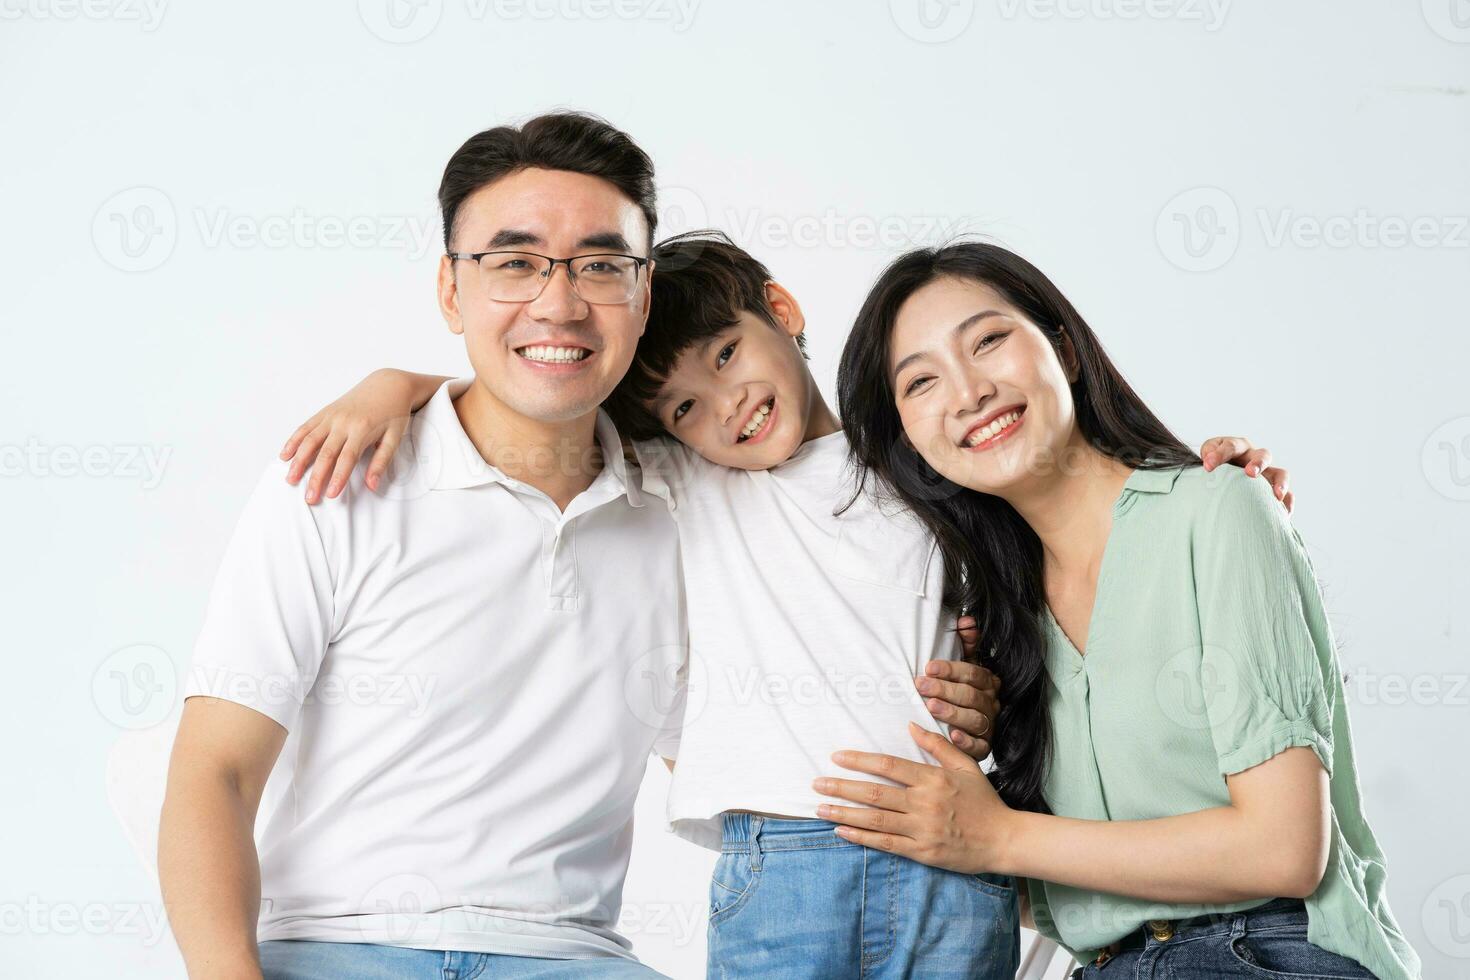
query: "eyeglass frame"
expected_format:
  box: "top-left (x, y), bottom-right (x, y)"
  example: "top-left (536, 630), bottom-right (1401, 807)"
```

top-left (445, 249), bottom-right (654, 305)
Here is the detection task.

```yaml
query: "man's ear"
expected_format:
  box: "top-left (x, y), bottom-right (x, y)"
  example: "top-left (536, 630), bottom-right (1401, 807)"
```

top-left (637, 260), bottom-right (655, 337)
top-left (763, 281), bottom-right (806, 341)
top-left (439, 254), bottom-right (465, 336)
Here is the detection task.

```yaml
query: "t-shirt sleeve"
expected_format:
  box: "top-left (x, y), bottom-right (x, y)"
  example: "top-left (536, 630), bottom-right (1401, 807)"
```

top-left (182, 459), bottom-right (336, 732)
top-left (1192, 472), bottom-right (1336, 778)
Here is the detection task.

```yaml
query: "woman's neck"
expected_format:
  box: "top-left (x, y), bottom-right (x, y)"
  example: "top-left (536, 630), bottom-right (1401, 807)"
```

top-left (1001, 439), bottom-right (1133, 581)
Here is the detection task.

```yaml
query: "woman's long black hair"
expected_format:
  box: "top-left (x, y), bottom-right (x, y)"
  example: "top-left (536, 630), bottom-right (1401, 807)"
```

top-left (837, 242), bottom-right (1199, 814)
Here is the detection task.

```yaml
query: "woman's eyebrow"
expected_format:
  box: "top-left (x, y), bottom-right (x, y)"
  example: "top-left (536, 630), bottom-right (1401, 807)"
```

top-left (891, 310), bottom-right (1005, 380)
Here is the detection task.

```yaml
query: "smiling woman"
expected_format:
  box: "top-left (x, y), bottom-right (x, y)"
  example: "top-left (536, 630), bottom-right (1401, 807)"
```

top-left (825, 242), bottom-right (1422, 980)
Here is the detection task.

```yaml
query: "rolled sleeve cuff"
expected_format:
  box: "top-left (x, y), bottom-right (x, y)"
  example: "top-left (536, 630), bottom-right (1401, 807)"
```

top-left (1218, 720), bottom-right (1333, 779)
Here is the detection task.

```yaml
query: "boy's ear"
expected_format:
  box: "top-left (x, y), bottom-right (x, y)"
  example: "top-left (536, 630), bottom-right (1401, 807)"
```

top-left (763, 281), bottom-right (805, 341)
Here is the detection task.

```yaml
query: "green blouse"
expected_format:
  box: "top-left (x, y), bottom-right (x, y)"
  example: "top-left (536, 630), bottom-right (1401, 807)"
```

top-left (1025, 465), bottom-right (1420, 979)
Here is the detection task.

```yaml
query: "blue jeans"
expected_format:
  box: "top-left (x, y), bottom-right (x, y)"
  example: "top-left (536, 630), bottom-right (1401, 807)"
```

top-left (258, 941), bottom-right (669, 979)
top-left (706, 813), bottom-right (1020, 979)
top-left (1067, 898), bottom-right (1378, 978)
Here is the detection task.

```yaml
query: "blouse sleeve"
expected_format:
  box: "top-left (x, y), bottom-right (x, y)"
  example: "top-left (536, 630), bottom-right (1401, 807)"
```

top-left (1192, 470), bottom-right (1336, 778)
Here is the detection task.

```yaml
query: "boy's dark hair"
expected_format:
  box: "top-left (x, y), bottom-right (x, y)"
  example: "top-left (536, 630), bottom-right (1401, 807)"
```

top-left (605, 230), bottom-right (807, 441)
top-left (438, 111), bottom-right (657, 252)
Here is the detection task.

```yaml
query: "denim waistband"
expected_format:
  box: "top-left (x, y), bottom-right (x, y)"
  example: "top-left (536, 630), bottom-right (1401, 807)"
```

top-left (719, 812), bottom-right (852, 854)
top-left (1115, 897), bottom-right (1306, 952)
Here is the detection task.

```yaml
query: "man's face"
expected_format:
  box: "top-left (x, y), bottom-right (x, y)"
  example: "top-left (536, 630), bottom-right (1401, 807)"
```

top-left (438, 167), bottom-right (652, 424)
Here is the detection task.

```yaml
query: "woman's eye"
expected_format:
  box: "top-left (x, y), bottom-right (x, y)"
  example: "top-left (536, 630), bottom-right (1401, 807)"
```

top-left (716, 341), bottom-right (737, 367)
top-left (903, 376), bottom-right (933, 396)
top-left (974, 330), bottom-right (1006, 354)
top-left (672, 399), bottom-right (694, 422)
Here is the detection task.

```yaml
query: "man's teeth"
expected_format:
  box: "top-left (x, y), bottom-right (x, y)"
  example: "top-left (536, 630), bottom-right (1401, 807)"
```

top-left (519, 345), bottom-right (589, 363)
top-left (740, 400), bottom-right (773, 440)
top-left (965, 410), bottom-right (1022, 447)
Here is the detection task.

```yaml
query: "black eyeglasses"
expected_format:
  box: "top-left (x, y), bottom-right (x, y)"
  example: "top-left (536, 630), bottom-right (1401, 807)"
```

top-left (446, 250), bottom-right (652, 305)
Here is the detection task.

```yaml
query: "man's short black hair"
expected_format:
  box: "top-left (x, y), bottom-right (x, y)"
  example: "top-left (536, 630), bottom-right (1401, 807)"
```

top-left (604, 230), bottom-right (807, 441)
top-left (438, 111), bottom-right (657, 252)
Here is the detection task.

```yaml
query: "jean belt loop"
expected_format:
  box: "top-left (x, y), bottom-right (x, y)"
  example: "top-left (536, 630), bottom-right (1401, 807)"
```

top-left (1230, 907), bottom-right (1249, 941)
top-left (749, 815), bottom-right (765, 872)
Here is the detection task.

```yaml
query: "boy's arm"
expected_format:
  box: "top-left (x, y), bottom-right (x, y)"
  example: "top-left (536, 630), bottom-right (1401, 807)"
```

top-left (159, 697), bottom-right (287, 980)
top-left (280, 369), bottom-right (451, 504)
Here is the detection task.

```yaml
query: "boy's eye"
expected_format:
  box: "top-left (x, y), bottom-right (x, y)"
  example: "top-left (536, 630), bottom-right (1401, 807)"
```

top-left (716, 341), bottom-right (738, 367)
top-left (672, 399), bottom-right (694, 422)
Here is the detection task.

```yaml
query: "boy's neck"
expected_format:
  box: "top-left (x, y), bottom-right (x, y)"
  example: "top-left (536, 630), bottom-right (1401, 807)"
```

top-left (799, 387), bottom-right (841, 444)
top-left (452, 378), bottom-right (603, 512)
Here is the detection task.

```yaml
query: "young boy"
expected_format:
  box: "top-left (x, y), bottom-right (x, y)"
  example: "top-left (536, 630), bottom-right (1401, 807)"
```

top-left (282, 231), bottom-right (1285, 978)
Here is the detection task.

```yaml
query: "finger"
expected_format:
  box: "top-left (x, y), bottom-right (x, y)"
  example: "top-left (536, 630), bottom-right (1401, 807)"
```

top-left (1200, 436), bottom-right (1248, 471)
top-left (326, 439), bottom-right (363, 500)
top-left (280, 417), bottom-right (323, 462)
top-left (910, 721), bottom-right (980, 772)
top-left (956, 615), bottom-right (980, 657)
top-left (949, 726), bottom-right (991, 761)
top-left (830, 824), bottom-right (920, 857)
top-left (922, 659), bottom-right (999, 693)
top-left (1262, 466), bottom-right (1290, 503)
top-left (305, 432), bottom-right (348, 504)
top-left (812, 775), bottom-right (913, 811)
top-left (1237, 448), bottom-right (1272, 478)
top-left (814, 802), bottom-right (916, 837)
top-left (286, 425), bottom-right (330, 484)
top-left (926, 696), bottom-right (998, 741)
top-left (829, 748), bottom-right (938, 787)
top-left (1282, 490), bottom-right (1295, 514)
top-left (916, 671), bottom-right (990, 710)
top-left (366, 424), bottom-right (406, 492)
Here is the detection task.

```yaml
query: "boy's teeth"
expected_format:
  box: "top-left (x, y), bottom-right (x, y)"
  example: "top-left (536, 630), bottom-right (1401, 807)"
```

top-left (520, 345), bottom-right (589, 363)
top-left (740, 400), bottom-right (773, 439)
top-left (966, 410), bottom-right (1020, 447)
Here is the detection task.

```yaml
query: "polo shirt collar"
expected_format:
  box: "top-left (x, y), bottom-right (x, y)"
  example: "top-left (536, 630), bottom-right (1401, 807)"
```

top-left (411, 378), bottom-right (644, 507)
top-left (1122, 465), bottom-right (1184, 496)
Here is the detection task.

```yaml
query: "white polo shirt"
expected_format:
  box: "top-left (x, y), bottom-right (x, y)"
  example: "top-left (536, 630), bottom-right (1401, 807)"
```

top-left (634, 432), bottom-right (959, 850)
top-left (184, 378), bottom-right (686, 960)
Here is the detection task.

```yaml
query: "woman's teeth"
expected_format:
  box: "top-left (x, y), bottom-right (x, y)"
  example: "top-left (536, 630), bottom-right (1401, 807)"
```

top-left (519, 345), bottom-right (589, 363)
top-left (739, 399), bottom-right (774, 441)
top-left (965, 409), bottom-right (1022, 447)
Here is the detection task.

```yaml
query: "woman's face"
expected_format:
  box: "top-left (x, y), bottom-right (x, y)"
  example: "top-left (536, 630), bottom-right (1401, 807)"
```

top-left (889, 276), bottom-right (1078, 495)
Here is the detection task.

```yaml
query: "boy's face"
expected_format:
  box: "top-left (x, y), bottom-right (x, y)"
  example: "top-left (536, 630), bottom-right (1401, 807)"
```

top-left (648, 284), bottom-right (817, 471)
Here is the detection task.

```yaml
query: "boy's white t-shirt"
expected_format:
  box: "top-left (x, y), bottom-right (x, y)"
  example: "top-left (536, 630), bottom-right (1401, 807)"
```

top-left (635, 430), bottom-right (960, 849)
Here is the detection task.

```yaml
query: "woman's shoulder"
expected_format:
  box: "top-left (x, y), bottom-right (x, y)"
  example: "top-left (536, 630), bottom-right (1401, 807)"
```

top-left (1163, 463), bottom-right (1295, 548)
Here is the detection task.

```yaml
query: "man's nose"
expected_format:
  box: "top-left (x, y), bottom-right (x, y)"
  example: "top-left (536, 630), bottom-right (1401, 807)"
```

top-left (526, 263), bottom-right (588, 321)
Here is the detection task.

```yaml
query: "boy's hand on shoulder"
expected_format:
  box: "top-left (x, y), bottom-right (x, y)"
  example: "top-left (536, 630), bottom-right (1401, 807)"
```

top-left (918, 616), bottom-right (1001, 760)
top-left (1200, 435), bottom-right (1293, 513)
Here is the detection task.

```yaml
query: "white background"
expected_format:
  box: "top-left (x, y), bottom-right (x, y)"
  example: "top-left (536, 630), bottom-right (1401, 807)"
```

top-left (2, 1), bottom-right (1467, 977)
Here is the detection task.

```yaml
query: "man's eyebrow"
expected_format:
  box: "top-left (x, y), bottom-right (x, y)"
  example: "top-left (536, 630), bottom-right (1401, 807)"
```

top-left (575, 231), bottom-right (633, 253)
top-left (484, 228), bottom-right (543, 249)
top-left (890, 310), bottom-right (1007, 381)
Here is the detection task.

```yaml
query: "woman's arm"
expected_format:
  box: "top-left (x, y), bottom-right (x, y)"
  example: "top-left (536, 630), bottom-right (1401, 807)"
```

top-left (814, 724), bottom-right (1329, 905)
top-left (280, 369), bottom-right (451, 503)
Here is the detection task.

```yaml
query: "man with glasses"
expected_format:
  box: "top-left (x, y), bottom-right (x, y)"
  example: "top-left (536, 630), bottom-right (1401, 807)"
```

top-left (158, 113), bottom-right (685, 980)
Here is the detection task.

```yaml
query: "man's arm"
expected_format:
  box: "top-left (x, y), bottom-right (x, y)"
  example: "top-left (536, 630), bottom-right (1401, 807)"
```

top-left (159, 697), bottom-right (287, 980)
